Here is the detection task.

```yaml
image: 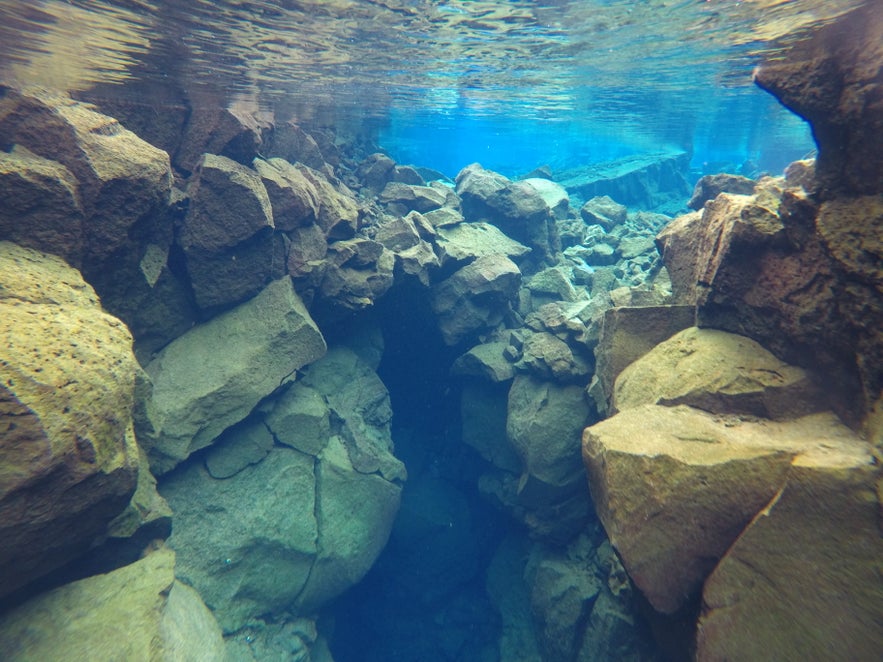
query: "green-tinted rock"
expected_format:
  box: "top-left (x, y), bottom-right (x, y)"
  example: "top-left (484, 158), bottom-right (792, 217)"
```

top-left (0, 548), bottom-right (226, 661)
top-left (142, 277), bottom-right (326, 474)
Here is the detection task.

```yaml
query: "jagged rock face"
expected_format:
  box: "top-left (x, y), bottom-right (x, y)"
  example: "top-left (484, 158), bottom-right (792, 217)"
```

top-left (140, 277), bottom-right (327, 474)
top-left (160, 348), bottom-right (404, 632)
top-left (455, 163), bottom-right (560, 268)
top-left (0, 242), bottom-right (139, 599)
top-left (753, 2), bottom-right (883, 199)
top-left (0, 547), bottom-right (227, 661)
top-left (431, 253), bottom-right (522, 346)
top-left (0, 89), bottom-right (184, 357)
top-left (687, 173), bottom-right (755, 210)
top-left (657, 185), bottom-right (882, 424)
top-left (181, 153), bottom-right (283, 312)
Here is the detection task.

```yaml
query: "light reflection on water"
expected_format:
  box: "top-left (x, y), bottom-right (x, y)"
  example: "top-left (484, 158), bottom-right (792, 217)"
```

top-left (0, 0), bottom-right (866, 172)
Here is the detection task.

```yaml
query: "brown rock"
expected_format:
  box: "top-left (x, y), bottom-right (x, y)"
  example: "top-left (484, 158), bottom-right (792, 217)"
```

top-left (753, 2), bottom-right (883, 198)
top-left (687, 173), bottom-right (755, 211)
top-left (582, 404), bottom-right (870, 615)
top-left (612, 327), bottom-right (825, 419)
top-left (0, 242), bottom-right (139, 599)
top-left (254, 157), bottom-right (320, 230)
top-left (697, 444), bottom-right (882, 661)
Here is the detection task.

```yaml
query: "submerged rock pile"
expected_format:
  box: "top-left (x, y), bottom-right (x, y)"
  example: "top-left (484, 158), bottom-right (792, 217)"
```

top-left (0, 6), bottom-right (881, 658)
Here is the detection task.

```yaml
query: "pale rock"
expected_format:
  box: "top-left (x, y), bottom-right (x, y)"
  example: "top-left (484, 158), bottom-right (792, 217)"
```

top-left (582, 404), bottom-right (874, 615)
top-left (379, 181), bottom-right (447, 215)
top-left (451, 341), bottom-right (515, 383)
top-left (519, 331), bottom-right (592, 384)
top-left (613, 327), bottom-right (825, 419)
top-left (0, 548), bottom-right (226, 661)
top-left (435, 221), bottom-right (531, 265)
top-left (580, 195), bottom-right (627, 230)
top-left (522, 177), bottom-right (570, 219)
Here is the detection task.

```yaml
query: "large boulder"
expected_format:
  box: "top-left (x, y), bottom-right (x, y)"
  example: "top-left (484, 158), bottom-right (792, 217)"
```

top-left (0, 547), bottom-right (227, 661)
top-left (0, 242), bottom-right (139, 599)
top-left (180, 153), bottom-right (283, 312)
top-left (373, 212), bottom-right (440, 286)
top-left (582, 404), bottom-right (876, 616)
top-left (455, 163), bottom-right (559, 267)
top-left (697, 440), bottom-right (883, 661)
top-left (431, 253), bottom-right (522, 346)
top-left (0, 88), bottom-right (172, 266)
top-left (314, 238), bottom-right (396, 319)
top-left (753, 2), bottom-right (883, 198)
top-left (253, 157), bottom-right (320, 231)
top-left (612, 327), bottom-right (825, 419)
top-left (434, 221), bottom-right (531, 266)
top-left (687, 173), bottom-right (755, 210)
top-left (657, 186), bottom-right (882, 424)
top-left (141, 276), bottom-right (326, 474)
top-left (161, 348), bottom-right (404, 631)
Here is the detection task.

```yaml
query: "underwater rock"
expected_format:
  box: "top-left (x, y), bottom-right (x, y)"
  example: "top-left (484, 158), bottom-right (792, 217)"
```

top-left (659, 184), bottom-right (882, 424)
top-left (583, 404), bottom-right (874, 616)
top-left (696, 436), bottom-right (883, 661)
top-left (431, 253), bottom-right (522, 346)
top-left (520, 177), bottom-right (570, 220)
top-left (295, 164), bottom-right (360, 240)
top-left (253, 157), bottom-right (320, 230)
top-left (461, 381), bottom-right (521, 474)
top-left (579, 195), bottom-right (628, 231)
top-left (526, 266), bottom-right (583, 305)
top-left (162, 349), bottom-right (403, 630)
top-left (423, 206), bottom-right (465, 228)
top-left (558, 152), bottom-right (691, 214)
top-left (612, 327), bottom-right (825, 419)
top-left (517, 331), bottom-right (592, 384)
top-left (753, 1), bottom-right (883, 198)
top-left (0, 145), bottom-right (85, 268)
top-left (588, 304), bottom-right (695, 417)
top-left (356, 152), bottom-right (396, 193)
top-left (0, 87), bottom-right (172, 265)
top-left (687, 172), bottom-right (755, 210)
top-left (456, 163), bottom-right (560, 268)
top-left (0, 547), bottom-right (226, 661)
top-left (180, 153), bottom-right (282, 312)
top-left (141, 276), bottom-right (326, 474)
top-left (451, 341), bottom-right (515, 384)
top-left (378, 181), bottom-right (447, 216)
top-left (435, 221), bottom-right (531, 266)
top-left (203, 417), bottom-right (275, 479)
top-left (264, 121), bottom-right (328, 172)
top-left (0, 242), bottom-right (139, 599)
top-left (373, 211), bottom-right (440, 286)
top-left (316, 237), bottom-right (395, 318)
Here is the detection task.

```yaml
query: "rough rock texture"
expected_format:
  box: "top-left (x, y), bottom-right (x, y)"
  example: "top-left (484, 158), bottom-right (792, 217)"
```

top-left (657, 187), bottom-right (883, 424)
top-left (558, 152), bottom-right (691, 213)
top-left (580, 195), bottom-right (628, 231)
top-left (697, 452), bottom-right (883, 660)
top-left (451, 342), bottom-right (515, 384)
top-left (0, 547), bottom-right (227, 661)
top-left (141, 277), bottom-right (326, 474)
top-left (612, 327), bottom-right (825, 419)
top-left (161, 348), bottom-right (404, 632)
top-left (315, 238), bottom-right (396, 319)
top-left (295, 164), bottom-right (360, 240)
top-left (253, 156), bottom-right (319, 230)
top-left (431, 253), bottom-right (522, 346)
top-left (180, 153), bottom-right (282, 312)
top-left (588, 305), bottom-right (695, 416)
top-left (506, 375), bottom-right (594, 541)
top-left (687, 173), bottom-right (755, 210)
top-left (0, 242), bottom-right (139, 598)
top-left (435, 221), bottom-right (531, 265)
top-left (379, 181), bottom-right (447, 216)
top-left (0, 145), bottom-right (85, 267)
top-left (0, 87), bottom-right (172, 266)
top-left (374, 211), bottom-right (440, 286)
top-left (456, 163), bottom-right (560, 268)
top-left (753, 1), bottom-right (883, 198)
top-left (583, 404), bottom-right (874, 616)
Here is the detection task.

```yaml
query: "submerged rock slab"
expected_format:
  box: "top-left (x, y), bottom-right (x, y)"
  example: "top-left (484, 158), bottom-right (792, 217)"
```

top-left (0, 242), bottom-right (139, 599)
top-left (582, 404), bottom-right (875, 616)
top-left (0, 547), bottom-right (226, 661)
top-left (435, 221), bottom-right (531, 265)
top-left (142, 277), bottom-right (326, 474)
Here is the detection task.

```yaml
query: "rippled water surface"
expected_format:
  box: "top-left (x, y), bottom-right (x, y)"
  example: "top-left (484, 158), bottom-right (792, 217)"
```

top-left (0, 0), bottom-right (869, 173)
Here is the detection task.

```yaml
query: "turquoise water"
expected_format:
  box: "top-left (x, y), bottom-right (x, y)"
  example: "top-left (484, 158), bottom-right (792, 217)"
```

top-left (0, 0), bottom-right (862, 177)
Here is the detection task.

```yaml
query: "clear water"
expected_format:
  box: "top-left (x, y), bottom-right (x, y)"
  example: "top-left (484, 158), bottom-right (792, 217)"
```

top-left (0, 0), bottom-right (865, 176)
